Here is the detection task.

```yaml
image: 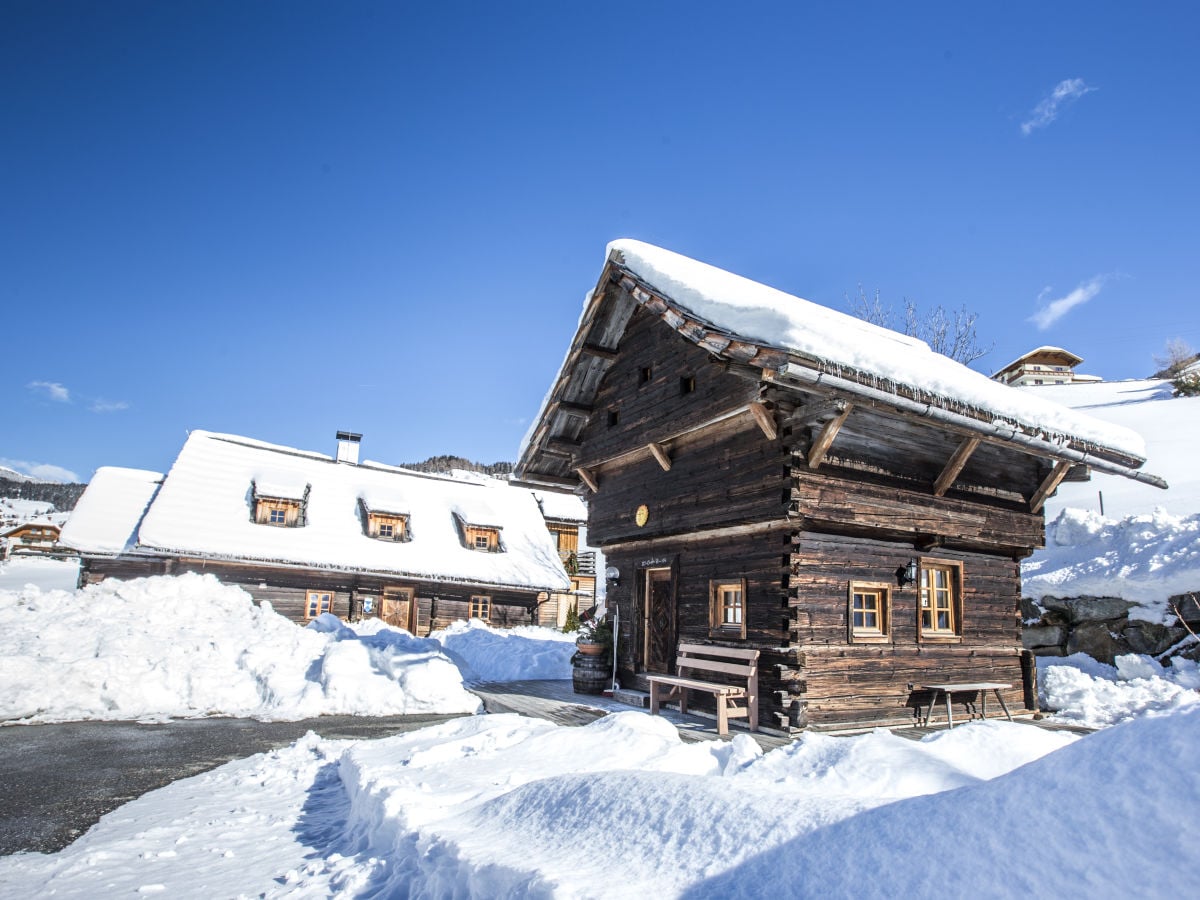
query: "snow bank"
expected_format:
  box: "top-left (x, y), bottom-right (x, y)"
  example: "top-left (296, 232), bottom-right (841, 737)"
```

top-left (428, 618), bottom-right (576, 681)
top-left (0, 555), bottom-right (79, 592)
top-left (310, 712), bottom-right (1076, 897)
top-left (0, 573), bottom-right (480, 723)
top-left (1022, 507), bottom-right (1200, 618)
top-left (1039, 653), bottom-right (1200, 728)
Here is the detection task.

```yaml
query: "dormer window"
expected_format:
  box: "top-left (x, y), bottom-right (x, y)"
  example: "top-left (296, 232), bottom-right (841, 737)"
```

top-left (254, 497), bottom-right (303, 527)
top-left (358, 499), bottom-right (413, 542)
top-left (368, 512), bottom-right (410, 542)
top-left (467, 526), bottom-right (501, 552)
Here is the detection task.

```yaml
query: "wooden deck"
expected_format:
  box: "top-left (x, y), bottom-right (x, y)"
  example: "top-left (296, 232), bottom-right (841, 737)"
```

top-left (468, 680), bottom-right (1089, 749)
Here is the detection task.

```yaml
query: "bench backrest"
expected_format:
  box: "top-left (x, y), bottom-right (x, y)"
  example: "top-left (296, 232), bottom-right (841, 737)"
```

top-left (676, 642), bottom-right (759, 682)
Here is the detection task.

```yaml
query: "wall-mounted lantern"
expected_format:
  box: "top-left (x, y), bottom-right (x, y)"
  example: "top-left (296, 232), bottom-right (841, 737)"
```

top-left (896, 558), bottom-right (919, 588)
top-left (605, 565), bottom-right (620, 586)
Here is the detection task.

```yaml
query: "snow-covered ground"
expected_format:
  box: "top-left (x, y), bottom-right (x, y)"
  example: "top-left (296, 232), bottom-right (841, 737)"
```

top-left (2, 705), bottom-right (1196, 896)
top-left (1, 570), bottom-right (1198, 896)
top-left (0, 555), bottom-right (79, 592)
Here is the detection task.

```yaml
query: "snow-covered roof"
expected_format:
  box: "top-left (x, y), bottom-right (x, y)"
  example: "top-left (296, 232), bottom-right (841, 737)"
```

top-left (519, 241), bottom-right (1161, 491)
top-left (59, 467), bottom-right (163, 555)
top-left (612, 241), bottom-right (1143, 458)
top-left (135, 432), bottom-right (569, 593)
top-left (531, 489), bottom-right (587, 523)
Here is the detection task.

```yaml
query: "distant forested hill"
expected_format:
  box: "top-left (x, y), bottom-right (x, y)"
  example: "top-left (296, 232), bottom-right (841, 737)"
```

top-left (0, 478), bottom-right (88, 510)
top-left (398, 456), bottom-right (514, 477)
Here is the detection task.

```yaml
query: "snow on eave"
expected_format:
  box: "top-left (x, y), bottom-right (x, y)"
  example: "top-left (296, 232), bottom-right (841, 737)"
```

top-left (605, 239), bottom-right (1149, 467)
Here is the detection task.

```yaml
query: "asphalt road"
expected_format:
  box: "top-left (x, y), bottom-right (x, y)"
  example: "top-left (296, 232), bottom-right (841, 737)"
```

top-left (0, 715), bottom-right (458, 855)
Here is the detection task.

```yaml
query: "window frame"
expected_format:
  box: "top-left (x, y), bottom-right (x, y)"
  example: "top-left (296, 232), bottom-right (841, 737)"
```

top-left (918, 558), bottom-right (964, 643)
top-left (848, 580), bottom-right (892, 643)
top-left (304, 590), bottom-right (333, 620)
top-left (708, 578), bottom-right (747, 639)
top-left (468, 594), bottom-right (491, 622)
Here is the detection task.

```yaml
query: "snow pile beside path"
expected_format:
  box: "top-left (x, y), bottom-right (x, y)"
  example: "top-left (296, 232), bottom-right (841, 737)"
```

top-left (0, 713), bottom-right (1080, 897)
top-left (428, 618), bottom-right (576, 681)
top-left (1039, 653), bottom-right (1200, 728)
top-left (688, 706), bottom-right (1200, 898)
top-left (1022, 507), bottom-right (1200, 618)
top-left (0, 573), bottom-right (480, 723)
top-left (309, 713), bottom-right (1076, 896)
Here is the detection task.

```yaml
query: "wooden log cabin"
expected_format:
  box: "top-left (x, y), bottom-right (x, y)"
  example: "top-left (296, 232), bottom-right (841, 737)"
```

top-left (515, 240), bottom-right (1166, 732)
top-left (62, 431), bottom-right (573, 633)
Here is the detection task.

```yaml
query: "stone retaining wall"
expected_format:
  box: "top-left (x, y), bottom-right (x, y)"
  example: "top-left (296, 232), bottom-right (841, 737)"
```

top-left (1022, 592), bottom-right (1200, 665)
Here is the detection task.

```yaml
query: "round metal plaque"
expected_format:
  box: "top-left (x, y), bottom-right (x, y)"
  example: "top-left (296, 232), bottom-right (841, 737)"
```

top-left (635, 504), bottom-right (649, 527)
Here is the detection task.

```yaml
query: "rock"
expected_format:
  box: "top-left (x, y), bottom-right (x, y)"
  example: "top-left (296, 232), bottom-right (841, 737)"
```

top-left (1023, 624), bottom-right (1066, 650)
top-left (1040, 595), bottom-right (1136, 623)
top-left (1168, 592), bottom-right (1200, 625)
top-left (1123, 622), bottom-right (1187, 656)
top-left (1019, 596), bottom-right (1043, 621)
top-left (1034, 645), bottom-right (1067, 658)
top-left (1066, 622), bottom-right (1131, 665)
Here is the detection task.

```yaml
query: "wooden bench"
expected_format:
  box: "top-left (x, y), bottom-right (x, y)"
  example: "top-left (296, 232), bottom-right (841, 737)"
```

top-left (920, 682), bottom-right (1013, 729)
top-left (647, 643), bottom-right (759, 736)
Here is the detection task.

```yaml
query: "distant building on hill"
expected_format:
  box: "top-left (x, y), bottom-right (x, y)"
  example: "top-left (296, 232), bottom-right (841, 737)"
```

top-left (991, 346), bottom-right (1101, 386)
top-left (0, 517), bottom-right (62, 559)
top-left (61, 431), bottom-right (599, 632)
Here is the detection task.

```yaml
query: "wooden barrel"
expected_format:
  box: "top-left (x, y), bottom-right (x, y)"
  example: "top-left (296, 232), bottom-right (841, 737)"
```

top-left (572, 652), bottom-right (609, 695)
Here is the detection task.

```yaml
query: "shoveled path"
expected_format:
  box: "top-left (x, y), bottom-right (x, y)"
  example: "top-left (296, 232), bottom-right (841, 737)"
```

top-left (0, 714), bottom-right (456, 856)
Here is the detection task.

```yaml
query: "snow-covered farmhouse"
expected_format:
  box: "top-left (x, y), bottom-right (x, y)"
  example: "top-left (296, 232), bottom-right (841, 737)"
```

top-left (990, 345), bottom-right (1100, 386)
top-left (0, 517), bottom-right (62, 559)
top-left (516, 240), bottom-right (1166, 732)
top-left (62, 431), bottom-right (578, 632)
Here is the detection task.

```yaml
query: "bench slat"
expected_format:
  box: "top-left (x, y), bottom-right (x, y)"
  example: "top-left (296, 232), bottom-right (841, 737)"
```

top-left (678, 657), bottom-right (757, 678)
top-left (676, 642), bottom-right (760, 660)
top-left (647, 675), bottom-right (744, 695)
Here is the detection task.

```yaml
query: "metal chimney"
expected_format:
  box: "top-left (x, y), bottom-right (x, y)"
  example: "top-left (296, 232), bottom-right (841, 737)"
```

top-left (335, 431), bottom-right (362, 464)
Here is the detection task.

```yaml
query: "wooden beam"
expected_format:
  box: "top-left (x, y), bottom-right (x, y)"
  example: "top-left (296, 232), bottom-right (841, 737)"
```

top-left (1030, 460), bottom-right (1071, 513)
top-left (553, 400), bottom-right (594, 417)
top-left (647, 442), bottom-right (672, 472)
top-left (545, 436), bottom-right (581, 454)
top-left (576, 466), bottom-right (599, 493)
top-left (807, 403), bottom-right (852, 469)
top-left (749, 401), bottom-right (778, 441)
top-left (933, 436), bottom-right (981, 497)
top-left (580, 342), bottom-right (618, 361)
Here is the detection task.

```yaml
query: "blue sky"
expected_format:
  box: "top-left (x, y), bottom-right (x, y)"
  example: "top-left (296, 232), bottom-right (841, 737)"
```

top-left (4, 2), bottom-right (1198, 483)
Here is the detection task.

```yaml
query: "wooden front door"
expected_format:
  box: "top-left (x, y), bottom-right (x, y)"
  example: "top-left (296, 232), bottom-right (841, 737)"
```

top-left (643, 567), bottom-right (675, 674)
top-left (382, 587), bottom-right (415, 632)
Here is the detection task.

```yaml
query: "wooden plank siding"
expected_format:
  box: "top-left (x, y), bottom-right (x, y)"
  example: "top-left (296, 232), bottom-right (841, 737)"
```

top-left (786, 531), bottom-right (1027, 729)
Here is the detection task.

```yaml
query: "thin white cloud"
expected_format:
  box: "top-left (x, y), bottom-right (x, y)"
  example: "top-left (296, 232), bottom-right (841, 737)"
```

top-left (27, 381), bottom-right (71, 402)
top-left (0, 457), bottom-right (80, 483)
top-left (90, 399), bottom-right (130, 413)
top-left (1029, 276), bottom-right (1107, 330)
top-left (1021, 78), bottom-right (1095, 135)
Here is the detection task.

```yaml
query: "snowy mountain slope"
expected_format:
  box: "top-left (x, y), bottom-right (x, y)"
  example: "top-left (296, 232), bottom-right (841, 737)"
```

top-left (1029, 379), bottom-right (1198, 519)
top-left (1021, 379), bottom-right (1200, 614)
